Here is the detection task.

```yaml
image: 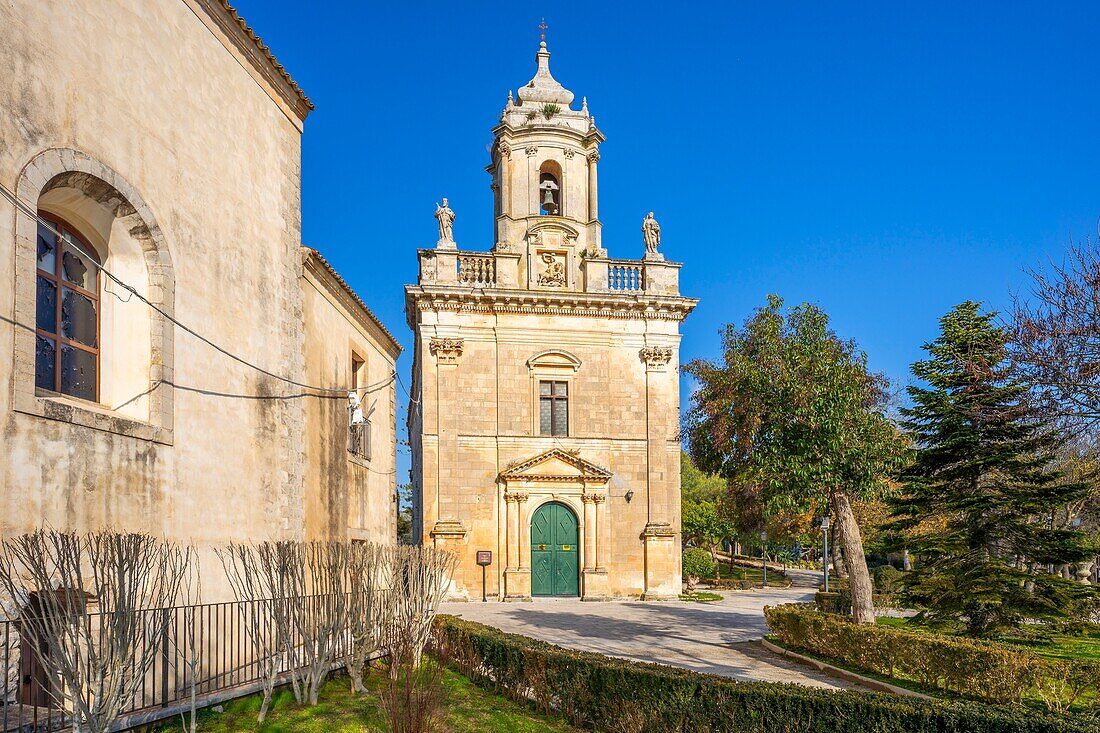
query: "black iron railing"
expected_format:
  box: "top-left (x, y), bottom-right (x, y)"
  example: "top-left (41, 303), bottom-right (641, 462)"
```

top-left (1, 595), bottom-right (367, 732)
top-left (348, 421), bottom-right (371, 461)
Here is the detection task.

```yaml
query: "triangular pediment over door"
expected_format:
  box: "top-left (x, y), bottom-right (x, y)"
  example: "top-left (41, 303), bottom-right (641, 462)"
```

top-left (499, 448), bottom-right (611, 485)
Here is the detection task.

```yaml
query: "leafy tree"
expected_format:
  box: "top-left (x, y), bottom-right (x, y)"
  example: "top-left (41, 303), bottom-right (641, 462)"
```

top-left (681, 451), bottom-right (726, 503)
top-left (892, 301), bottom-right (1096, 636)
top-left (682, 548), bottom-right (716, 594)
top-left (687, 295), bottom-right (906, 623)
top-left (396, 483), bottom-right (414, 544)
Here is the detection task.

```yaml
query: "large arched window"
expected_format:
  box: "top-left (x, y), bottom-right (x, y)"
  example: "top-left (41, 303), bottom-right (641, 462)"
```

top-left (35, 212), bottom-right (101, 402)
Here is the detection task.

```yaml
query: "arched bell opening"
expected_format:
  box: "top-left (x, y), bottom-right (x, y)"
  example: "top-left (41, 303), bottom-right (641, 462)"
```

top-left (538, 160), bottom-right (563, 216)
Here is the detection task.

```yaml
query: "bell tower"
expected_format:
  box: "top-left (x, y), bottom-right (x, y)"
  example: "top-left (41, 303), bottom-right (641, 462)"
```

top-left (488, 38), bottom-right (606, 291)
top-left (407, 32), bottom-right (697, 602)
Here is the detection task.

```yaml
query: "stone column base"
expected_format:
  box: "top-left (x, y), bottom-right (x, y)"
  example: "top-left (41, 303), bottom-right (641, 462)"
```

top-left (641, 522), bottom-right (679, 601)
top-left (503, 568), bottom-right (531, 601)
top-left (581, 569), bottom-right (609, 601)
top-left (430, 520), bottom-right (469, 601)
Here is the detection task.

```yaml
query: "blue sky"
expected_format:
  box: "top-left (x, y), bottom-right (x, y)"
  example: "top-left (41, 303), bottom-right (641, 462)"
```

top-left (233, 1), bottom-right (1100, 476)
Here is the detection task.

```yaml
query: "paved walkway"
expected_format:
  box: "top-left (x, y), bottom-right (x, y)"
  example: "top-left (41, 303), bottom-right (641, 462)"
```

top-left (440, 574), bottom-right (857, 690)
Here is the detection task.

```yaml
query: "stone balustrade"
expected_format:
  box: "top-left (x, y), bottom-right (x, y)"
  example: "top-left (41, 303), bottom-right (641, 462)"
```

top-left (457, 252), bottom-right (496, 286)
top-left (606, 260), bottom-right (643, 291)
top-left (417, 247), bottom-right (681, 297)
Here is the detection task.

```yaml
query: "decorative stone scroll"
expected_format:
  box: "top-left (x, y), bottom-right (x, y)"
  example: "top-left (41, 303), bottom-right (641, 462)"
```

top-left (429, 337), bottom-right (464, 364)
top-left (639, 346), bottom-right (673, 369)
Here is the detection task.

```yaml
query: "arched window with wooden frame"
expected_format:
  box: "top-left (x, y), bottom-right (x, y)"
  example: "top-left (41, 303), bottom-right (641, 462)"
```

top-left (35, 211), bottom-right (101, 402)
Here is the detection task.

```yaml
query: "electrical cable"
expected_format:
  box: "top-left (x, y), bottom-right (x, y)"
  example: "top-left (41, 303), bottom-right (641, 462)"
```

top-left (0, 181), bottom-right (395, 397)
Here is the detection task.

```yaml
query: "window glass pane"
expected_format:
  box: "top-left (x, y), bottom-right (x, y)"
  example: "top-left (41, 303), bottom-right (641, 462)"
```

top-left (61, 288), bottom-right (97, 347)
top-left (36, 276), bottom-right (57, 333)
top-left (540, 396), bottom-right (552, 435)
top-left (35, 337), bottom-right (56, 391)
top-left (60, 344), bottom-right (96, 401)
top-left (553, 381), bottom-right (567, 397)
top-left (61, 240), bottom-right (96, 290)
top-left (37, 221), bottom-right (56, 272)
top-left (552, 399), bottom-right (568, 436)
top-left (539, 381), bottom-right (551, 396)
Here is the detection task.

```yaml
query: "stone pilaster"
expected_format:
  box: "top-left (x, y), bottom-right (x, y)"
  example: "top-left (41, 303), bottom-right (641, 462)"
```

top-left (503, 491), bottom-right (531, 600)
top-left (582, 492), bottom-right (609, 601)
top-left (430, 337), bottom-right (465, 598)
top-left (430, 520), bottom-right (469, 601)
top-left (640, 346), bottom-right (678, 600)
top-left (586, 150), bottom-right (599, 222)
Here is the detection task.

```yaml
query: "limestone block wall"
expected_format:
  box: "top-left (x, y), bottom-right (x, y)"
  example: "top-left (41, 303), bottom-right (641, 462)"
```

top-left (0, 0), bottom-right (308, 579)
top-left (301, 253), bottom-right (400, 544)
top-left (410, 305), bottom-right (684, 599)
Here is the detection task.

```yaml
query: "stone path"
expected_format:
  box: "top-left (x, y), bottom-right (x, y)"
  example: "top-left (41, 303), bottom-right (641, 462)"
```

top-left (439, 575), bottom-right (859, 690)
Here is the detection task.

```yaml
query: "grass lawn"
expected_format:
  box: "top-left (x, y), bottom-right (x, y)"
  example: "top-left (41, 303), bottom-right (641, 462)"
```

top-left (876, 616), bottom-right (1100, 662)
top-left (713, 562), bottom-right (786, 584)
top-left (161, 664), bottom-right (580, 732)
top-left (679, 591), bottom-right (723, 602)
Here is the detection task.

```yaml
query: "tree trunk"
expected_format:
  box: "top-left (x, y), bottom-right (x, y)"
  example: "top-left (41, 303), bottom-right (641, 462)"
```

top-left (831, 487), bottom-right (875, 624)
top-left (831, 526), bottom-right (848, 578)
top-left (902, 549), bottom-right (911, 572)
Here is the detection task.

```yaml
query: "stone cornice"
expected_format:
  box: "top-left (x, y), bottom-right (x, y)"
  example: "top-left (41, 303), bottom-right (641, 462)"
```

top-left (188, 0), bottom-right (313, 122)
top-left (405, 284), bottom-right (698, 325)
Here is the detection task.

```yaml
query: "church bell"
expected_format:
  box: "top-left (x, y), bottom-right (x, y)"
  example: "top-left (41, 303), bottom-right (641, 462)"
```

top-left (541, 188), bottom-right (558, 214)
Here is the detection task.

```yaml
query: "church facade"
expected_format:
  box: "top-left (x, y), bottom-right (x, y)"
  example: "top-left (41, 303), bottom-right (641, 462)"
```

top-left (406, 40), bottom-right (697, 600)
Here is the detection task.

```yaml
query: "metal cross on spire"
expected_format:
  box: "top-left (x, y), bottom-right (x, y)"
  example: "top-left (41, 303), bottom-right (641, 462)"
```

top-left (539, 18), bottom-right (548, 43)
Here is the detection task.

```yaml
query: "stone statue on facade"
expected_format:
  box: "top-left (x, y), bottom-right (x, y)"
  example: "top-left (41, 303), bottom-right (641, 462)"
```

top-left (435, 198), bottom-right (456, 248)
top-left (642, 211), bottom-right (663, 260)
top-left (347, 391), bottom-right (364, 425)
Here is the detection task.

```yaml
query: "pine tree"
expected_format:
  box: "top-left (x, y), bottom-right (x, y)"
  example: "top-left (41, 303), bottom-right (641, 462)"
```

top-left (893, 301), bottom-right (1095, 636)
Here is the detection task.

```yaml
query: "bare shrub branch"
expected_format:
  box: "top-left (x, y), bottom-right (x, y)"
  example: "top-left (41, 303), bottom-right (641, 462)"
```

top-left (0, 530), bottom-right (192, 733)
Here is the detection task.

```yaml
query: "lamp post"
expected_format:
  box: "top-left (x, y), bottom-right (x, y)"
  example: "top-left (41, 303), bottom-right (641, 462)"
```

top-left (759, 530), bottom-right (768, 588)
top-left (821, 516), bottom-right (831, 593)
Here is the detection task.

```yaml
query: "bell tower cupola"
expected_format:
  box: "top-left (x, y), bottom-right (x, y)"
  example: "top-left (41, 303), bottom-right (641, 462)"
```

top-left (489, 36), bottom-right (606, 286)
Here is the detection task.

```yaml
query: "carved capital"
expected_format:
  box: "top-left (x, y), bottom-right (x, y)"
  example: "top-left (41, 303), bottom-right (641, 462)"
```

top-left (587, 150), bottom-right (600, 163)
top-left (505, 491), bottom-right (529, 504)
top-left (563, 149), bottom-right (575, 159)
top-left (592, 493), bottom-right (607, 504)
top-left (525, 145), bottom-right (539, 156)
top-left (430, 337), bottom-right (464, 364)
top-left (639, 346), bottom-right (673, 369)
top-left (581, 494), bottom-right (596, 504)
top-left (498, 141), bottom-right (512, 159)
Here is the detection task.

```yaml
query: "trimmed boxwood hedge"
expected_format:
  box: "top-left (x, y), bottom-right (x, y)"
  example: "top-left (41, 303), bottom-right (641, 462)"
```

top-left (433, 615), bottom-right (1094, 733)
top-left (765, 603), bottom-right (1100, 711)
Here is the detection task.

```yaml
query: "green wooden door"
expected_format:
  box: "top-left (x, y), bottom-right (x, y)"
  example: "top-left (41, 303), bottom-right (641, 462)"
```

top-left (530, 502), bottom-right (579, 597)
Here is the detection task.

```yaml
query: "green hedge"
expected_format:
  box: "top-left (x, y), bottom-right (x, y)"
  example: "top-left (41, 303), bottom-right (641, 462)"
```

top-left (765, 604), bottom-right (1100, 712)
top-left (433, 615), bottom-right (1093, 733)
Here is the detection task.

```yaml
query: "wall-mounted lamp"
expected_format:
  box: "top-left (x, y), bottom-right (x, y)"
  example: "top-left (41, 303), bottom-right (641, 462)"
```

top-left (624, 490), bottom-right (634, 503)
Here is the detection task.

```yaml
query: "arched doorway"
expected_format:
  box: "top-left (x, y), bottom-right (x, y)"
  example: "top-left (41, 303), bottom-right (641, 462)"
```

top-left (531, 502), bottom-right (579, 596)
